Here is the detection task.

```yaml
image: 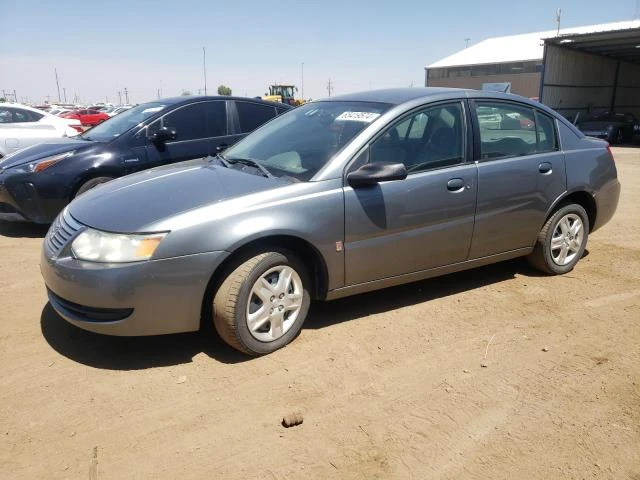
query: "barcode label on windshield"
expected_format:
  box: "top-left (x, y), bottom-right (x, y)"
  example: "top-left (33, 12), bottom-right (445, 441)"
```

top-left (336, 112), bottom-right (381, 123)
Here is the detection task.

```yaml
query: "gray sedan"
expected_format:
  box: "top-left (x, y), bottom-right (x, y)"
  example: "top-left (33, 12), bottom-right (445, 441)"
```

top-left (41, 88), bottom-right (620, 355)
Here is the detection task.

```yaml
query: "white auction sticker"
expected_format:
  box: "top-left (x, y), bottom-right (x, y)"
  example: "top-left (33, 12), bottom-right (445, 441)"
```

top-left (336, 111), bottom-right (381, 123)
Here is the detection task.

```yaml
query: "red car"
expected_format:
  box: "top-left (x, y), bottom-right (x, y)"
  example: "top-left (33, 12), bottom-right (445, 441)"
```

top-left (61, 109), bottom-right (109, 126)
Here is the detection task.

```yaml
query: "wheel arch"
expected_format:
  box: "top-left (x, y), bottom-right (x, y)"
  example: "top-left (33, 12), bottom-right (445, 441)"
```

top-left (544, 190), bottom-right (597, 233)
top-left (200, 234), bottom-right (330, 329)
top-left (69, 167), bottom-right (121, 200)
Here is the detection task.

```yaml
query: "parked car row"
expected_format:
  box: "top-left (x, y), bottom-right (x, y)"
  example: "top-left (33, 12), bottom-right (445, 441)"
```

top-left (24, 88), bottom-right (619, 356)
top-left (574, 111), bottom-right (640, 144)
top-left (0, 95), bottom-right (291, 222)
top-left (0, 103), bottom-right (82, 158)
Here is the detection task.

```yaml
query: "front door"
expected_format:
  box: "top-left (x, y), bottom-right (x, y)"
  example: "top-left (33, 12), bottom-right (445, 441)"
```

top-left (144, 100), bottom-right (233, 168)
top-left (344, 101), bottom-right (478, 286)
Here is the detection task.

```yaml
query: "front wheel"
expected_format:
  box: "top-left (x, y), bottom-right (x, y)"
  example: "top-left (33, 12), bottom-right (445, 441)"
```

top-left (75, 176), bottom-right (115, 197)
top-left (213, 250), bottom-right (310, 355)
top-left (527, 203), bottom-right (589, 275)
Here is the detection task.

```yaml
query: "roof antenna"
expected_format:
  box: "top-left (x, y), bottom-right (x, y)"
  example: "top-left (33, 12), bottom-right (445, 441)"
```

top-left (555, 8), bottom-right (562, 36)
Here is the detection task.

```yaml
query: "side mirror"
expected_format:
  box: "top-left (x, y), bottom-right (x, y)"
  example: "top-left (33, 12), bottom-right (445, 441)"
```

top-left (347, 162), bottom-right (407, 188)
top-left (150, 126), bottom-right (177, 143)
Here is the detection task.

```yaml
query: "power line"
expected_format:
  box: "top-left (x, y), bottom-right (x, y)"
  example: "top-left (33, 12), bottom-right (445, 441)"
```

top-left (54, 68), bottom-right (61, 102)
top-left (203, 47), bottom-right (207, 96)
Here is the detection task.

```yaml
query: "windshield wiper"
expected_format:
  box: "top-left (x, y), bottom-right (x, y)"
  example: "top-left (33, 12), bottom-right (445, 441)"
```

top-left (215, 153), bottom-right (231, 168)
top-left (226, 157), bottom-right (273, 178)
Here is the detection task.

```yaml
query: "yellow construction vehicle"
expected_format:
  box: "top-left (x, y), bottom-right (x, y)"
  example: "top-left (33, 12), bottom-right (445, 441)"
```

top-left (263, 85), bottom-right (304, 106)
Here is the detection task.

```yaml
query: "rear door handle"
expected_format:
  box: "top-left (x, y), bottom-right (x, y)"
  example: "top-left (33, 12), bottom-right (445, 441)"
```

top-left (539, 162), bottom-right (552, 174)
top-left (447, 178), bottom-right (465, 192)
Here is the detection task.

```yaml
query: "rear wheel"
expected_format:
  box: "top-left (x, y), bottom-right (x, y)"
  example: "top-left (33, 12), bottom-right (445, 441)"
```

top-left (75, 176), bottom-right (115, 197)
top-left (212, 250), bottom-right (310, 355)
top-left (527, 203), bottom-right (589, 275)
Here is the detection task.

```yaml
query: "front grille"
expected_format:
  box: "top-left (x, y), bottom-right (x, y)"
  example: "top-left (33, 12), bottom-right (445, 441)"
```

top-left (45, 209), bottom-right (83, 256)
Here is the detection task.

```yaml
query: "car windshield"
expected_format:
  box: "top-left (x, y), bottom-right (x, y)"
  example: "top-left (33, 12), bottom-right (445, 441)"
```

top-left (81, 102), bottom-right (168, 141)
top-left (222, 101), bottom-right (391, 181)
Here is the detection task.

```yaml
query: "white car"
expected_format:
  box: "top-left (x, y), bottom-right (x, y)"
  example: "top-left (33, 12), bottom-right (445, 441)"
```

top-left (107, 105), bottom-right (133, 116)
top-left (0, 103), bottom-right (82, 158)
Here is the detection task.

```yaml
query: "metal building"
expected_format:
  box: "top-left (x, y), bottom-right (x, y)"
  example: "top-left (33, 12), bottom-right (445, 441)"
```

top-left (541, 26), bottom-right (640, 120)
top-left (425, 20), bottom-right (640, 106)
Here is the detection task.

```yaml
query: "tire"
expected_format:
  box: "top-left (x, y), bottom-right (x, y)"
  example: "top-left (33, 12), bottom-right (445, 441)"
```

top-left (527, 203), bottom-right (589, 275)
top-left (212, 250), bottom-right (311, 356)
top-left (75, 176), bottom-right (115, 197)
top-left (615, 129), bottom-right (624, 144)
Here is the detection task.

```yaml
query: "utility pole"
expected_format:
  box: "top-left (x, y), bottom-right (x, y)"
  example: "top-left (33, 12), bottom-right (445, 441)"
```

top-left (13, 90), bottom-right (17, 103)
top-left (117, 90), bottom-right (122, 105)
top-left (556, 8), bottom-right (562, 36)
top-left (55, 68), bottom-right (61, 102)
top-left (464, 38), bottom-right (471, 48)
top-left (124, 87), bottom-right (129, 104)
top-left (326, 78), bottom-right (333, 97)
top-left (203, 47), bottom-right (207, 96)
top-left (301, 62), bottom-right (304, 100)
top-left (63, 88), bottom-right (67, 103)
top-left (157, 88), bottom-right (161, 99)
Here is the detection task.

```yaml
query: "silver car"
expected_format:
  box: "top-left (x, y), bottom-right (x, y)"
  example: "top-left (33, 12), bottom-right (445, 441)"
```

top-left (41, 88), bottom-right (620, 355)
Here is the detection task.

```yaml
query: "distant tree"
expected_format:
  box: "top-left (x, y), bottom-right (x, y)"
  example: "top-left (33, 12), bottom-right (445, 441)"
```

top-left (0, 97), bottom-right (6, 102)
top-left (180, 90), bottom-right (192, 96)
top-left (217, 85), bottom-right (232, 96)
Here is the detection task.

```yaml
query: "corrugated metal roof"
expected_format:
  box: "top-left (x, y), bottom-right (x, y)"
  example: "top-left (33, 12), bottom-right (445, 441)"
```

top-left (427, 20), bottom-right (640, 69)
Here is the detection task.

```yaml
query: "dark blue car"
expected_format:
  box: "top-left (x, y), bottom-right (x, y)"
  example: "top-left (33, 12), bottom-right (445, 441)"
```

top-left (0, 96), bottom-right (290, 223)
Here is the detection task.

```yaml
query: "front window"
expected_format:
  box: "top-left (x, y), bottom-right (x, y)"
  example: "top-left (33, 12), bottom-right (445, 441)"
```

top-left (222, 101), bottom-right (391, 181)
top-left (81, 102), bottom-right (168, 141)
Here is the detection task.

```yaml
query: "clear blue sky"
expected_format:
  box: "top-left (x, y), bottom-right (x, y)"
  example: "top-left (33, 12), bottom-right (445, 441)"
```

top-left (1, 0), bottom-right (638, 104)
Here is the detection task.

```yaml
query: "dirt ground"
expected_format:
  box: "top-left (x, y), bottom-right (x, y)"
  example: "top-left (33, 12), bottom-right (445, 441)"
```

top-left (1, 147), bottom-right (639, 480)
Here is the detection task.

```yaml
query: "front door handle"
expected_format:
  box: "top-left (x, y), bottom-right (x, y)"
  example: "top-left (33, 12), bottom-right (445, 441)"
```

top-left (539, 162), bottom-right (552, 174)
top-left (447, 178), bottom-right (465, 192)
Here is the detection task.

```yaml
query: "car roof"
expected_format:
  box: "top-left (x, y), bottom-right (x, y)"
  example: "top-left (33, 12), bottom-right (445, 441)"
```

top-left (156, 95), bottom-right (291, 108)
top-left (318, 87), bottom-right (474, 105)
top-left (313, 87), bottom-right (554, 110)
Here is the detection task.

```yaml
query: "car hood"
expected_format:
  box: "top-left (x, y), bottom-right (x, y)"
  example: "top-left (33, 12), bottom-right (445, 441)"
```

top-left (68, 158), bottom-right (290, 233)
top-left (0, 138), bottom-right (93, 169)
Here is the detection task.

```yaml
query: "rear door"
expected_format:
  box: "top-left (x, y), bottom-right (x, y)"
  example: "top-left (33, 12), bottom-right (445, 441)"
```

top-left (468, 100), bottom-right (566, 258)
top-left (143, 100), bottom-right (233, 167)
top-left (228, 100), bottom-right (280, 146)
top-left (343, 100), bottom-right (478, 285)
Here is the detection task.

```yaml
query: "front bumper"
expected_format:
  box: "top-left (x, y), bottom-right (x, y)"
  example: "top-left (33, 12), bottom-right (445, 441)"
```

top-left (0, 169), bottom-right (63, 223)
top-left (40, 218), bottom-right (230, 336)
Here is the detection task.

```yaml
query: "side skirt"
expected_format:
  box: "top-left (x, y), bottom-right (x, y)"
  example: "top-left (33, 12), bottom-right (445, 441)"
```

top-left (324, 247), bottom-right (533, 300)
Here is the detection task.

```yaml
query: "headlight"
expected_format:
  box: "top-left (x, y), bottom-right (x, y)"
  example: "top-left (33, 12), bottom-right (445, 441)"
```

top-left (71, 228), bottom-right (167, 263)
top-left (28, 151), bottom-right (75, 173)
